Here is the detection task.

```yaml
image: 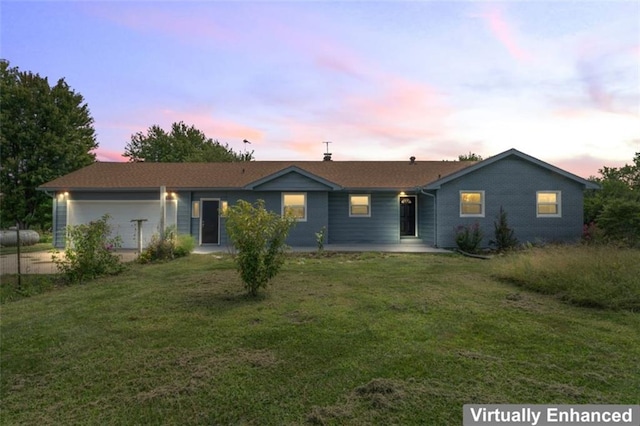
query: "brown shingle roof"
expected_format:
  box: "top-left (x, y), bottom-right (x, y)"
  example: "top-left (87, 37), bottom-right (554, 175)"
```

top-left (38, 160), bottom-right (476, 191)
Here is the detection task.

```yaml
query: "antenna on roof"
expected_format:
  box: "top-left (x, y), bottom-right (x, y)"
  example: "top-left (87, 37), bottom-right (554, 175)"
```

top-left (242, 139), bottom-right (252, 162)
top-left (322, 141), bottom-right (332, 161)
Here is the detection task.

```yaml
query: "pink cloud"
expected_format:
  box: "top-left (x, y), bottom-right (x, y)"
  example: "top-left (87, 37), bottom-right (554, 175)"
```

top-left (93, 147), bottom-right (127, 162)
top-left (337, 75), bottom-right (451, 144)
top-left (478, 5), bottom-right (533, 63)
top-left (554, 155), bottom-right (627, 180)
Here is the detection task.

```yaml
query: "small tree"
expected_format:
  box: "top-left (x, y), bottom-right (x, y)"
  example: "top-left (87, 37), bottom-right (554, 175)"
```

top-left (490, 206), bottom-right (518, 252)
top-left (455, 222), bottom-right (483, 253)
top-left (52, 214), bottom-right (123, 283)
top-left (138, 225), bottom-right (196, 263)
top-left (458, 152), bottom-right (483, 161)
top-left (224, 200), bottom-right (296, 297)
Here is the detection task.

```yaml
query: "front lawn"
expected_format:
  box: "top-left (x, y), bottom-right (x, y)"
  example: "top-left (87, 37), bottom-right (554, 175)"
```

top-left (1, 251), bottom-right (639, 424)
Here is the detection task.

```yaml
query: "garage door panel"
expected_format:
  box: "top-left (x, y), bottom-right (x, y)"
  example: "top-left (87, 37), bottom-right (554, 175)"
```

top-left (67, 201), bottom-right (177, 249)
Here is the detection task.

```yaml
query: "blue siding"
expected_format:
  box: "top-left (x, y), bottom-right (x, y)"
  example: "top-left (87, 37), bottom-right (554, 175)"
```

top-left (328, 192), bottom-right (400, 243)
top-left (175, 192), bottom-right (191, 236)
top-left (188, 191), bottom-right (326, 247)
top-left (418, 193), bottom-right (436, 245)
top-left (435, 156), bottom-right (586, 248)
top-left (253, 172), bottom-right (333, 191)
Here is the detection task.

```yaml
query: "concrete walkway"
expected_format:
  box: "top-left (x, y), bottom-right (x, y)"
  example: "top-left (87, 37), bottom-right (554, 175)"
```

top-left (194, 243), bottom-right (452, 254)
top-left (1, 243), bottom-right (451, 275)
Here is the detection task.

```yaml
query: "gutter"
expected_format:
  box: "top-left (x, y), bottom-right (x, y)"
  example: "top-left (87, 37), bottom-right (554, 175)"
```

top-left (419, 188), bottom-right (437, 247)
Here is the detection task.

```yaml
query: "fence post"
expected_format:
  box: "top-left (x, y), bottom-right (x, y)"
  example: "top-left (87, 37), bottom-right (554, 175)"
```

top-left (15, 224), bottom-right (22, 289)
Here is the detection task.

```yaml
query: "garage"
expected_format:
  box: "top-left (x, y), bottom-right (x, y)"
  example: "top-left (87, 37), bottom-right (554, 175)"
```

top-left (67, 200), bottom-right (177, 249)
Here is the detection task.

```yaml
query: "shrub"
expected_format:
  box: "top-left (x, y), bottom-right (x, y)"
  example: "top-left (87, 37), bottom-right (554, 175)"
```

top-left (224, 199), bottom-right (296, 297)
top-left (139, 226), bottom-right (194, 263)
top-left (455, 222), bottom-right (483, 253)
top-left (490, 206), bottom-right (518, 252)
top-left (596, 199), bottom-right (640, 247)
top-left (315, 226), bottom-right (326, 253)
top-left (582, 221), bottom-right (605, 245)
top-left (52, 214), bottom-right (123, 283)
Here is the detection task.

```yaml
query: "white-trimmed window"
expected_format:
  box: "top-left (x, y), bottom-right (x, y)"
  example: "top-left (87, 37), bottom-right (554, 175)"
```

top-left (283, 193), bottom-right (307, 221)
top-left (460, 191), bottom-right (485, 217)
top-left (349, 194), bottom-right (371, 217)
top-left (537, 191), bottom-right (561, 217)
top-left (192, 201), bottom-right (200, 218)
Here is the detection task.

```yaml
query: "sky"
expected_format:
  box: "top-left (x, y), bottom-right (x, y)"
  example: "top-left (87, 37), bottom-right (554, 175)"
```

top-left (1, 1), bottom-right (639, 179)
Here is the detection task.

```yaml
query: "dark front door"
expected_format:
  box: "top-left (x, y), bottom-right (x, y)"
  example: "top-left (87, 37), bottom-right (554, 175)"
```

top-left (201, 200), bottom-right (220, 244)
top-left (400, 196), bottom-right (416, 236)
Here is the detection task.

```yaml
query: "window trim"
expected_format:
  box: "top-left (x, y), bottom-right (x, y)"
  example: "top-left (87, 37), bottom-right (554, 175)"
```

top-left (460, 190), bottom-right (485, 217)
top-left (349, 194), bottom-right (371, 217)
top-left (536, 191), bottom-right (562, 218)
top-left (282, 192), bottom-right (307, 221)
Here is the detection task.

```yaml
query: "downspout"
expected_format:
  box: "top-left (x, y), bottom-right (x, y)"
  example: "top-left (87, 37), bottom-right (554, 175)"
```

top-left (42, 190), bottom-right (58, 247)
top-left (420, 188), bottom-right (437, 247)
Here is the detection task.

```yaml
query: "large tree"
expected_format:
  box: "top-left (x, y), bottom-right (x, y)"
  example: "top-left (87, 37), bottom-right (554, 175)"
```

top-left (123, 121), bottom-right (253, 162)
top-left (585, 152), bottom-right (640, 246)
top-left (0, 60), bottom-right (97, 229)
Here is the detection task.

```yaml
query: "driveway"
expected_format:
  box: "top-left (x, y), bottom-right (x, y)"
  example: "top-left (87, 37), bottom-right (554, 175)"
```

top-left (0, 250), bottom-right (139, 275)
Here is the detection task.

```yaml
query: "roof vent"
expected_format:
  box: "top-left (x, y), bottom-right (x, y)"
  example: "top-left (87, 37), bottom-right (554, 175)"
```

top-left (410, 156), bottom-right (416, 164)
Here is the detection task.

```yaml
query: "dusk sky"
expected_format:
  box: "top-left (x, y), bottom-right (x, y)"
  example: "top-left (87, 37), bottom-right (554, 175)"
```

top-left (2, 1), bottom-right (639, 178)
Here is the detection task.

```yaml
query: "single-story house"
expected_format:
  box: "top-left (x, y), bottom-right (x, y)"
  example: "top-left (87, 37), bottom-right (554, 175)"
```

top-left (38, 148), bottom-right (599, 250)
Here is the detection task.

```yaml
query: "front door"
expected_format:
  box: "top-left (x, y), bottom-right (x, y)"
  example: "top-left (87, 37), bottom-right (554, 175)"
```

top-left (399, 196), bottom-right (416, 237)
top-left (201, 200), bottom-right (220, 244)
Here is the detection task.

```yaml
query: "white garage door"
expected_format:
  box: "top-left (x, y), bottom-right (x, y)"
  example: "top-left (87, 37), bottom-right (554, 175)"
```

top-left (67, 201), bottom-right (177, 249)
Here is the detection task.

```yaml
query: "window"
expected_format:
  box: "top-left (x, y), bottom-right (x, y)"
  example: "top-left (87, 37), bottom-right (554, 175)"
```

top-left (460, 191), bottom-right (485, 217)
top-left (349, 195), bottom-right (371, 217)
top-left (537, 191), bottom-right (561, 217)
top-left (283, 193), bottom-right (306, 221)
top-left (192, 201), bottom-right (200, 218)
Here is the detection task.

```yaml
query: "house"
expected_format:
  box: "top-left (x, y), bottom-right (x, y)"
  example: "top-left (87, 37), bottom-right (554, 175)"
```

top-left (38, 148), bottom-right (599, 250)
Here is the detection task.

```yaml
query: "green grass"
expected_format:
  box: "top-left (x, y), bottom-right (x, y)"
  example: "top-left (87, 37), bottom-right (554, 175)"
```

top-left (0, 242), bottom-right (53, 255)
top-left (2, 251), bottom-right (639, 425)
top-left (0, 274), bottom-right (60, 303)
top-left (492, 245), bottom-right (640, 311)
